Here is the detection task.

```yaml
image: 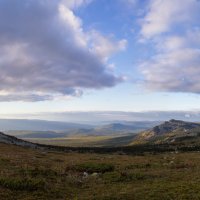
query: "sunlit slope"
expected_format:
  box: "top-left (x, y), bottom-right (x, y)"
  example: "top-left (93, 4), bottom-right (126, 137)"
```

top-left (131, 119), bottom-right (200, 145)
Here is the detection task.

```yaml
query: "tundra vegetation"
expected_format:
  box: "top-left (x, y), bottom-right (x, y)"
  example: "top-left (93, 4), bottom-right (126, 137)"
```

top-left (1, 143), bottom-right (200, 200)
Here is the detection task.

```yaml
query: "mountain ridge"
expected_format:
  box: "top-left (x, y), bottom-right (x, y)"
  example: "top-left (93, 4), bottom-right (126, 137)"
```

top-left (131, 119), bottom-right (200, 145)
top-left (0, 131), bottom-right (37, 148)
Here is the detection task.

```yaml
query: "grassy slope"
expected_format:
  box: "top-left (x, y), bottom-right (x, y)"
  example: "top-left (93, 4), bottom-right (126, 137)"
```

top-left (24, 134), bottom-right (136, 147)
top-left (1, 143), bottom-right (200, 199)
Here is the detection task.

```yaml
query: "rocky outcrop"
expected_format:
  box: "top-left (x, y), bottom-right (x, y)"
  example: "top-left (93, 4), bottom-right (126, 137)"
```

top-left (131, 119), bottom-right (200, 144)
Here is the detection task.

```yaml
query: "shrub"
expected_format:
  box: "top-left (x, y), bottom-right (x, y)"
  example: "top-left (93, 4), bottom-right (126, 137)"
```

top-left (0, 177), bottom-right (45, 191)
top-left (0, 158), bottom-right (10, 166)
top-left (19, 167), bottom-right (57, 177)
top-left (103, 171), bottom-right (146, 183)
top-left (125, 163), bottom-right (151, 169)
top-left (72, 162), bottom-right (114, 174)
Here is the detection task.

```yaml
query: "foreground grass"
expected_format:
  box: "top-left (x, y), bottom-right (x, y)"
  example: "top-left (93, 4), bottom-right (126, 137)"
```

top-left (1, 143), bottom-right (200, 199)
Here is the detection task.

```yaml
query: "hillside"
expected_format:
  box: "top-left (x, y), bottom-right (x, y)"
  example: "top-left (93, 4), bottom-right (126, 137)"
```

top-left (0, 132), bottom-right (37, 148)
top-left (2, 140), bottom-right (200, 199)
top-left (131, 119), bottom-right (200, 145)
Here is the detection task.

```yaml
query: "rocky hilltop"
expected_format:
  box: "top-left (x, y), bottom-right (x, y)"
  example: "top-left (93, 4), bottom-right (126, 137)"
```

top-left (131, 119), bottom-right (200, 144)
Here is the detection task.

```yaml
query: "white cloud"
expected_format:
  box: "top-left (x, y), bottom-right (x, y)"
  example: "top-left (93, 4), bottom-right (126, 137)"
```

top-left (141, 0), bottom-right (200, 38)
top-left (156, 36), bottom-right (186, 52)
top-left (141, 29), bottom-right (200, 93)
top-left (89, 31), bottom-right (127, 62)
top-left (0, 0), bottom-right (126, 102)
top-left (139, 0), bottom-right (200, 94)
top-left (58, 4), bottom-right (86, 47)
top-left (141, 48), bottom-right (200, 93)
top-left (61, 0), bottom-right (92, 9)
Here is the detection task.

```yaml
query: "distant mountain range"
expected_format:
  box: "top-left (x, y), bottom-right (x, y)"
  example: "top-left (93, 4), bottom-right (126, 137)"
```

top-left (1, 120), bottom-right (160, 139)
top-left (1, 119), bottom-right (200, 148)
top-left (0, 119), bottom-right (93, 131)
top-left (95, 121), bottom-right (160, 134)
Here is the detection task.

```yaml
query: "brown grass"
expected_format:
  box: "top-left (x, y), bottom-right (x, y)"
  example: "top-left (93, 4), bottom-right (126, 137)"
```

top-left (1, 143), bottom-right (200, 200)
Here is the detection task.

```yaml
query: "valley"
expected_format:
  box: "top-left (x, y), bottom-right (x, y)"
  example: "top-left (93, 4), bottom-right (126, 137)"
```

top-left (1, 119), bottom-right (200, 199)
top-left (3, 119), bottom-right (200, 148)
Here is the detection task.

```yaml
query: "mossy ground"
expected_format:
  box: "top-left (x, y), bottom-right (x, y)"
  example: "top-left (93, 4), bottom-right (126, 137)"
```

top-left (0, 143), bottom-right (200, 200)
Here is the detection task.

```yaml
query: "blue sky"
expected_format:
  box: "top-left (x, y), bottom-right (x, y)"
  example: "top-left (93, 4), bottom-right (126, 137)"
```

top-left (0, 0), bottom-right (200, 121)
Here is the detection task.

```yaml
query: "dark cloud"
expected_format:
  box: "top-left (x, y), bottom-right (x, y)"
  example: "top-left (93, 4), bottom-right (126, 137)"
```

top-left (0, 0), bottom-right (123, 101)
top-left (0, 94), bottom-right (53, 102)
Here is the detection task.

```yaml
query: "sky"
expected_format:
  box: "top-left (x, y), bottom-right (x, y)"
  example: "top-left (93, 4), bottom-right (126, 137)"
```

top-left (0, 0), bottom-right (200, 121)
